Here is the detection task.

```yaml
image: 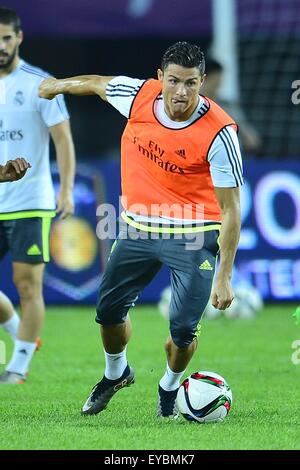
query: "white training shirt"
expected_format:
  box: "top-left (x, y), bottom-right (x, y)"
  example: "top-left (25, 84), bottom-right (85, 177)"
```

top-left (0, 59), bottom-right (69, 214)
top-left (106, 76), bottom-right (244, 224)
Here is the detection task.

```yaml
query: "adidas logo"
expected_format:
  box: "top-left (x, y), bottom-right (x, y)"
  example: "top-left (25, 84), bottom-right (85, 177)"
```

top-left (199, 260), bottom-right (213, 271)
top-left (27, 244), bottom-right (42, 256)
top-left (18, 349), bottom-right (28, 355)
top-left (174, 149), bottom-right (186, 159)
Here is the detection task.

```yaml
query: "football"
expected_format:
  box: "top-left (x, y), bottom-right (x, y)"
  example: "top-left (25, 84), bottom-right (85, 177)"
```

top-left (224, 284), bottom-right (263, 319)
top-left (176, 371), bottom-right (232, 423)
top-left (204, 283), bottom-right (263, 320)
top-left (158, 286), bottom-right (171, 319)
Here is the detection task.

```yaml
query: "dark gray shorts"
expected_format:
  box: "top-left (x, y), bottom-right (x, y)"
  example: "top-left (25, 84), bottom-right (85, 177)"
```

top-left (0, 217), bottom-right (52, 264)
top-left (96, 227), bottom-right (220, 347)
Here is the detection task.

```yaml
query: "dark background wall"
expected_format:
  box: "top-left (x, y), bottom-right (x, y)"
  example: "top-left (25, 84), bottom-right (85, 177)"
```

top-left (21, 37), bottom-right (210, 158)
top-left (15, 0), bottom-right (300, 159)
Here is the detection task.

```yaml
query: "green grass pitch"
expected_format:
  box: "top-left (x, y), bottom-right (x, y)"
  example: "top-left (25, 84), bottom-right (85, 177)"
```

top-left (0, 304), bottom-right (299, 450)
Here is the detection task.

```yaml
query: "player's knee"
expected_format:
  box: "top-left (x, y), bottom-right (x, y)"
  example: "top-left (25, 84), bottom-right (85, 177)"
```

top-left (170, 325), bottom-right (196, 348)
top-left (13, 273), bottom-right (42, 300)
top-left (14, 277), bottom-right (35, 300)
top-left (95, 309), bottom-right (125, 326)
top-left (96, 308), bottom-right (112, 325)
top-left (96, 296), bottom-right (125, 325)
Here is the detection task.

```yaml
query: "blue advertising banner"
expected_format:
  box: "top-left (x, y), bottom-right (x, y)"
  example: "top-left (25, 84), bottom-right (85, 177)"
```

top-left (42, 164), bottom-right (110, 303)
top-left (97, 159), bottom-right (300, 302)
top-left (1, 160), bottom-right (299, 303)
top-left (0, 164), bottom-right (109, 305)
top-left (234, 161), bottom-right (300, 300)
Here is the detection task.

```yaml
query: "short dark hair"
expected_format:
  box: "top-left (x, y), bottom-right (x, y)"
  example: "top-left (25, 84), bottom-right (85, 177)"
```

top-left (0, 6), bottom-right (21, 33)
top-left (161, 41), bottom-right (205, 76)
top-left (205, 58), bottom-right (223, 75)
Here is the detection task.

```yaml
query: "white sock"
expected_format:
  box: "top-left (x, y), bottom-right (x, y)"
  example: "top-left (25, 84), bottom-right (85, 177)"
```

top-left (104, 348), bottom-right (127, 380)
top-left (1, 311), bottom-right (20, 341)
top-left (6, 339), bottom-right (36, 376)
top-left (159, 363), bottom-right (185, 391)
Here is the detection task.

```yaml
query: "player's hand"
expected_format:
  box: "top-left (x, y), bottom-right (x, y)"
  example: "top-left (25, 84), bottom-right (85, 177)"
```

top-left (211, 277), bottom-right (234, 310)
top-left (0, 158), bottom-right (31, 182)
top-left (39, 78), bottom-right (58, 100)
top-left (56, 188), bottom-right (74, 219)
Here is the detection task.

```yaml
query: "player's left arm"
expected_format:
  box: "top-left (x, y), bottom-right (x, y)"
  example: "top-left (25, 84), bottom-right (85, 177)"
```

top-left (50, 120), bottom-right (76, 219)
top-left (211, 187), bottom-right (241, 310)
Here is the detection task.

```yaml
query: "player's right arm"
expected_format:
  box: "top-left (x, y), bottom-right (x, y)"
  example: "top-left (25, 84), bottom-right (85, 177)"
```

top-left (38, 76), bottom-right (115, 102)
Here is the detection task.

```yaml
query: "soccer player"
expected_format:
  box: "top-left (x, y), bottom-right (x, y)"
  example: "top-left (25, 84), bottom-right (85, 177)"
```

top-left (0, 7), bottom-right (75, 384)
top-left (0, 157), bottom-right (31, 182)
top-left (39, 41), bottom-right (242, 417)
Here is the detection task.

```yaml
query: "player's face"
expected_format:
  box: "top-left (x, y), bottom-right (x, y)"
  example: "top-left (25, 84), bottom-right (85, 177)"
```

top-left (0, 23), bottom-right (23, 70)
top-left (157, 64), bottom-right (204, 121)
